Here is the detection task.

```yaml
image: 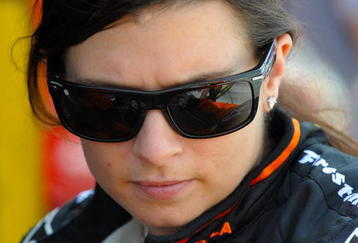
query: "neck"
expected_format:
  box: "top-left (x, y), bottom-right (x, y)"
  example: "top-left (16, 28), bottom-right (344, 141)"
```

top-left (148, 226), bottom-right (180, 236)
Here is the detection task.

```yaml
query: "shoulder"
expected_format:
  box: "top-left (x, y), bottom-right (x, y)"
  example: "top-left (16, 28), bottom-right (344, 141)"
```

top-left (285, 143), bottom-right (358, 242)
top-left (21, 190), bottom-right (94, 243)
top-left (293, 143), bottom-right (358, 216)
top-left (21, 186), bottom-right (132, 243)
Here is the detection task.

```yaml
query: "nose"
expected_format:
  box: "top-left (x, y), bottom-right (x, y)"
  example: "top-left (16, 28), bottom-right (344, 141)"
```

top-left (132, 110), bottom-right (183, 166)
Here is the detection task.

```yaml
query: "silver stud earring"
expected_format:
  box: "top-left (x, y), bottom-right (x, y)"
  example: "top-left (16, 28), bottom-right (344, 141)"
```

top-left (267, 96), bottom-right (277, 110)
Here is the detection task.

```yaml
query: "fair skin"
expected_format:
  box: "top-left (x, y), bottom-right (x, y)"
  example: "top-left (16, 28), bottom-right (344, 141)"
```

top-left (65, 0), bottom-right (292, 236)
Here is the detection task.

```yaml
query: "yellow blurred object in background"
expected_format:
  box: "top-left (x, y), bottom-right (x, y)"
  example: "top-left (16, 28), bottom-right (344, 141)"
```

top-left (0, 1), bottom-right (45, 242)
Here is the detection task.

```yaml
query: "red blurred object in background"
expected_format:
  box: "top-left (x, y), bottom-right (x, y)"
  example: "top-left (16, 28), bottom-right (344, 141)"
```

top-left (42, 128), bottom-right (95, 209)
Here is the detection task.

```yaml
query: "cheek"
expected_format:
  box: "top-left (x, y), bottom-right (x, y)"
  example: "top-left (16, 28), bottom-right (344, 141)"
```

top-left (80, 140), bottom-right (131, 186)
top-left (192, 117), bottom-right (264, 193)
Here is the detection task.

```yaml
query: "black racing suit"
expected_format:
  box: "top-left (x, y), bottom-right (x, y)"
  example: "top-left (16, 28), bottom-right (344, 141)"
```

top-left (21, 109), bottom-right (358, 243)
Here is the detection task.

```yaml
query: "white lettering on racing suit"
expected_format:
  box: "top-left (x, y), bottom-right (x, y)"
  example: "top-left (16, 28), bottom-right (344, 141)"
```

top-left (299, 150), bottom-right (358, 207)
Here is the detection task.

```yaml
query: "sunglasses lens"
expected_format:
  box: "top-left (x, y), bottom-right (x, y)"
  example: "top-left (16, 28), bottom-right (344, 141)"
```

top-left (55, 87), bottom-right (144, 141)
top-left (168, 81), bottom-right (254, 137)
top-left (51, 80), bottom-right (254, 141)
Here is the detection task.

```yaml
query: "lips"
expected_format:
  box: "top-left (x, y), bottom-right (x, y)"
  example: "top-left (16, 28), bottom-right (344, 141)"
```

top-left (133, 180), bottom-right (193, 200)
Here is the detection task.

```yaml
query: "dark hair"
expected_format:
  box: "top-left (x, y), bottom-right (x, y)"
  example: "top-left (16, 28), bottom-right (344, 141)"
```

top-left (28, 0), bottom-right (358, 155)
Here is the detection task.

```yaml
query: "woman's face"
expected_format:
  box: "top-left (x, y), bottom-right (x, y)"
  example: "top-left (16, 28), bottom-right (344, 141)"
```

top-left (65, 0), bottom-right (271, 235)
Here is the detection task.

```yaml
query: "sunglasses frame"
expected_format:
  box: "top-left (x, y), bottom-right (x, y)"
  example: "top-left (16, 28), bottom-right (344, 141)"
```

top-left (47, 40), bottom-right (276, 142)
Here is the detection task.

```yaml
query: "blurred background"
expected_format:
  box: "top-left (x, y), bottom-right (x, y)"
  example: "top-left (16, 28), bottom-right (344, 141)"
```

top-left (0, 0), bottom-right (357, 242)
top-left (0, 1), bottom-right (95, 242)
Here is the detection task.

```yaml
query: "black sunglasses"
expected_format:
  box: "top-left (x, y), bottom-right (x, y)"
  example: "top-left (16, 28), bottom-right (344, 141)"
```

top-left (47, 41), bottom-right (276, 142)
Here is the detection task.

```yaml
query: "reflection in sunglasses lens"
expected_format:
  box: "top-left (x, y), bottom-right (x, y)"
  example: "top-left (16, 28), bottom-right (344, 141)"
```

top-left (60, 89), bottom-right (144, 140)
top-left (168, 82), bottom-right (253, 136)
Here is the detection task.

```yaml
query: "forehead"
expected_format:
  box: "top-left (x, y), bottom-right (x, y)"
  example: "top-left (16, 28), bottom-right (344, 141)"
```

top-left (65, 0), bottom-right (256, 90)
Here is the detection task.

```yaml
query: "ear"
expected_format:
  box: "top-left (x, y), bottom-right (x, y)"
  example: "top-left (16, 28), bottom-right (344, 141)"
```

top-left (262, 33), bottom-right (293, 112)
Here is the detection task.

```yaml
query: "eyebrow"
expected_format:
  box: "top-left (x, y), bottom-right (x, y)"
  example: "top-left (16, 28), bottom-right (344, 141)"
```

top-left (73, 67), bottom-right (244, 90)
top-left (181, 68), bottom-right (242, 84)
